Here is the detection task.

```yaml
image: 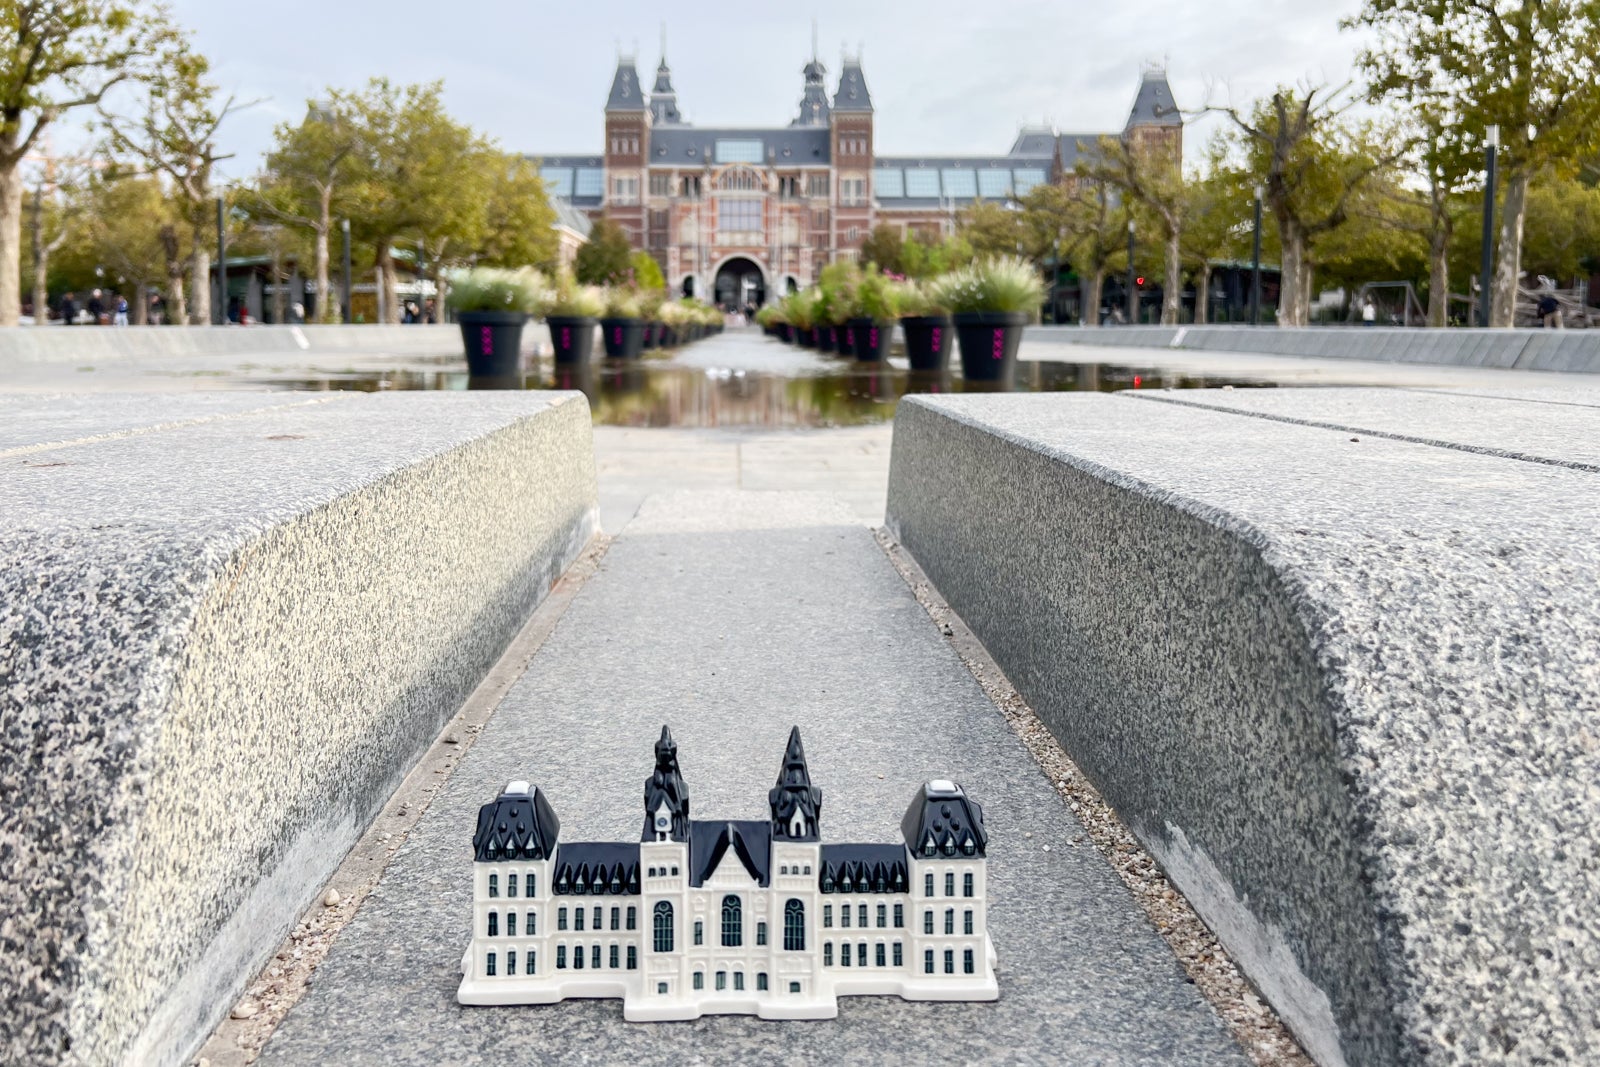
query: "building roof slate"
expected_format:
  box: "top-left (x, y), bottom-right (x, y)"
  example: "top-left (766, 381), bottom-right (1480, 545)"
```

top-left (1127, 70), bottom-right (1183, 128)
top-left (819, 843), bottom-right (909, 894)
top-left (649, 127), bottom-right (832, 166)
top-left (689, 819), bottom-right (772, 887)
top-left (473, 783), bottom-right (561, 862)
top-left (552, 842), bottom-right (642, 895)
top-left (833, 61), bottom-right (873, 112)
top-left (605, 60), bottom-right (646, 112)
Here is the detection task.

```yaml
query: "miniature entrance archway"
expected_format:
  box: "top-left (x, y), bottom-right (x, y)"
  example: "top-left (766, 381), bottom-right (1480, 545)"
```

top-left (713, 257), bottom-right (766, 309)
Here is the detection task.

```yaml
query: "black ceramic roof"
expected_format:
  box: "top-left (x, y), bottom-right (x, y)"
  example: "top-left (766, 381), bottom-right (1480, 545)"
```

top-left (605, 60), bottom-right (646, 112)
top-left (819, 843), bottom-right (909, 894)
top-left (1127, 70), bottom-right (1183, 128)
top-left (901, 781), bottom-right (988, 858)
top-left (552, 842), bottom-right (642, 895)
top-left (649, 127), bottom-right (832, 166)
top-left (473, 784), bottom-right (560, 862)
top-left (689, 819), bottom-right (772, 887)
top-left (769, 725), bottom-right (822, 842)
top-left (833, 61), bottom-right (872, 112)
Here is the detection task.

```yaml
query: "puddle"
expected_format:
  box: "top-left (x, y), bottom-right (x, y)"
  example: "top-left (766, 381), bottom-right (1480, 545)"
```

top-left (246, 338), bottom-right (1280, 429)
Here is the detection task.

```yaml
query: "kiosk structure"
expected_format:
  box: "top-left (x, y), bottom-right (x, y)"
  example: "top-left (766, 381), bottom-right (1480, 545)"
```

top-left (458, 726), bottom-right (997, 1020)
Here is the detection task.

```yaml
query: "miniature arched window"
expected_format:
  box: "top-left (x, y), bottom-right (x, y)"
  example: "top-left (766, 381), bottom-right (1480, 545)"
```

top-left (757, 972), bottom-right (769, 991)
top-left (627, 906), bottom-right (637, 930)
top-left (784, 898), bottom-right (806, 951)
top-left (924, 872), bottom-right (934, 896)
top-left (964, 872), bottom-right (974, 897)
top-left (526, 871), bottom-right (536, 896)
top-left (964, 909), bottom-right (974, 934)
top-left (722, 895), bottom-right (743, 947)
top-left (858, 904), bottom-right (867, 928)
top-left (526, 910), bottom-right (536, 935)
top-left (944, 908), bottom-right (955, 935)
top-left (487, 911), bottom-right (499, 937)
top-left (653, 901), bottom-right (674, 952)
top-left (877, 904), bottom-right (887, 928)
top-left (489, 873), bottom-right (499, 898)
top-left (945, 871), bottom-right (955, 896)
top-left (506, 949), bottom-right (516, 975)
top-left (507, 912), bottom-right (517, 937)
top-left (756, 921), bottom-right (768, 946)
top-left (507, 872), bottom-right (518, 898)
top-left (824, 941), bottom-right (833, 966)
top-left (486, 951), bottom-right (497, 976)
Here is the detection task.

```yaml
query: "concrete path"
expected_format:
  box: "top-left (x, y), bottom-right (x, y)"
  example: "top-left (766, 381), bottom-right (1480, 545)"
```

top-left (258, 491), bottom-right (1247, 1066)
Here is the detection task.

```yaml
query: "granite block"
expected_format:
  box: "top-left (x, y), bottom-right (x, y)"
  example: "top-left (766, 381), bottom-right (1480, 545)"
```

top-left (0, 393), bottom-right (600, 1066)
top-left (259, 490), bottom-right (1246, 1066)
top-left (886, 393), bottom-right (1600, 1067)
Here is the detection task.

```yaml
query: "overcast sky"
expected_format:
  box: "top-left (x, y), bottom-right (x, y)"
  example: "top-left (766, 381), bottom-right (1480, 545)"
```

top-left (162, 0), bottom-right (1373, 181)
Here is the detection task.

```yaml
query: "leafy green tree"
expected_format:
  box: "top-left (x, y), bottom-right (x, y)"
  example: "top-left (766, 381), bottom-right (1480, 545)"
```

top-left (1217, 87), bottom-right (1400, 326)
top-left (629, 249), bottom-right (664, 290)
top-left (1352, 0), bottom-right (1600, 325)
top-left (959, 200), bottom-right (1025, 258)
top-left (1079, 133), bottom-right (1187, 324)
top-left (337, 79), bottom-right (488, 323)
top-left (899, 232), bottom-right (972, 279)
top-left (1522, 174), bottom-right (1600, 283)
top-left (78, 174), bottom-right (171, 321)
top-left (0, 0), bottom-right (170, 325)
top-left (1180, 150), bottom-right (1254, 324)
top-left (99, 32), bottom-right (250, 323)
top-left (250, 102), bottom-right (357, 322)
top-left (574, 217), bottom-right (634, 285)
top-left (25, 161), bottom-right (86, 320)
top-left (859, 223), bottom-right (904, 275)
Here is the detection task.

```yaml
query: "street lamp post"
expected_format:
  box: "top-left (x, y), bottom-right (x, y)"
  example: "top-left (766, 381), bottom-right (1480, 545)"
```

top-left (1250, 185), bottom-right (1263, 326)
top-left (1125, 219), bottom-right (1136, 325)
top-left (1479, 125), bottom-right (1499, 328)
top-left (341, 219), bottom-right (353, 324)
top-left (215, 196), bottom-right (227, 325)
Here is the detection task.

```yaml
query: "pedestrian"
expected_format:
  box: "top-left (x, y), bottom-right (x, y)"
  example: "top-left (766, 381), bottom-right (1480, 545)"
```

top-left (1537, 293), bottom-right (1563, 329)
top-left (423, 299), bottom-right (437, 324)
top-left (149, 293), bottom-right (165, 325)
top-left (1361, 297), bottom-right (1376, 327)
top-left (60, 291), bottom-right (78, 325)
top-left (402, 300), bottom-right (418, 324)
top-left (88, 289), bottom-right (105, 325)
top-left (291, 302), bottom-right (305, 324)
top-left (113, 294), bottom-right (129, 327)
top-left (227, 296), bottom-right (241, 324)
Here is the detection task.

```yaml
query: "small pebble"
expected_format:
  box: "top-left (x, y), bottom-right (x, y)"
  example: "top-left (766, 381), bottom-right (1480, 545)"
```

top-left (1042, 844), bottom-right (1052, 852)
top-left (323, 889), bottom-right (341, 907)
top-left (230, 1001), bottom-right (258, 1020)
top-left (443, 733), bottom-right (461, 745)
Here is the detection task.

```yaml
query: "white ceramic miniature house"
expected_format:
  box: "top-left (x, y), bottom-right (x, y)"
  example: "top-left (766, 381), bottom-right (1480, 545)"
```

top-left (457, 726), bottom-right (998, 1020)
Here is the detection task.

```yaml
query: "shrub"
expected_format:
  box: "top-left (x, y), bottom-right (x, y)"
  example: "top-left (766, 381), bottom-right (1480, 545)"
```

top-left (856, 267), bottom-right (901, 323)
top-left (932, 256), bottom-right (1045, 316)
top-left (445, 267), bottom-right (548, 315)
top-left (602, 287), bottom-right (643, 319)
top-left (546, 267), bottom-right (605, 318)
top-left (816, 261), bottom-right (862, 324)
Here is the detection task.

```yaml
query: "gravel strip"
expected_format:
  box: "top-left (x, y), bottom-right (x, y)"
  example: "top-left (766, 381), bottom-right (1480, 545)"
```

top-left (189, 537), bottom-right (612, 1067)
top-left (876, 529), bottom-right (1314, 1067)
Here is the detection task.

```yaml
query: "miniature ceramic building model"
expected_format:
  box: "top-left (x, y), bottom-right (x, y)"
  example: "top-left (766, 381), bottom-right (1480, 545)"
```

top-left (457, 726), bottom-right (998, 1020)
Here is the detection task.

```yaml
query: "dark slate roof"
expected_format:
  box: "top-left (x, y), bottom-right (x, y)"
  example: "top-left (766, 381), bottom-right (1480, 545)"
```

top-left (1127, 70), bottom-right (1183, 129)
top-left (876, 155), bottom-right (1040, 170)
top-left (552, 842), bottom-right (642, 895)
top-left (833, 61), bottom-right (872, 112)
top-left (819, 844), bottom-right (909, 894)
top-left (473, 782), bottom-right (560, 862)
top-left (530, 153), bottom-right (601, 168)
top-left (1009, 126), bottom-right (1058, 156)
top-left (689, 819), bottom-right (772, 887)
top-left (551, 197), bottom-right (592, 237)
top-left (901, 780), bottom-right (988, 858)
top-left (650, 57), bottom-right (685, 125)
top-left (605, 60), bottom-right (646, 112)
top-left (793, 58), bottom-right (831, 127)
top-left (1057, 133), bottom-right (1110, 171)
top-left (649, 127), bottom-right (831, 165)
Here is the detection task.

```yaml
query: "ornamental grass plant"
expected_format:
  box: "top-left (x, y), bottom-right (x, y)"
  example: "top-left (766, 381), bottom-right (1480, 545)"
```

top-left (856, 267), bottom-right (901, 324)
top-left (602, 287), bottom-right (644, 319)
top-left (547, 268), bottom-right (606, 318)
top-left (445, 267), bottom-right (548, 316)
top-left (934, 256), bottom-right (1046, 317)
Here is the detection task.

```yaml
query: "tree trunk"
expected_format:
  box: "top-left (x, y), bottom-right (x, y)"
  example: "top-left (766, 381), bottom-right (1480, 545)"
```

top-left (191, 245), bottom-right (212, 325)
top-left (1276, 220), bottom-right (1307, 327)
top-left (1490, 168), bottom-right (1529, 328)
top-left (1081, 268), bottom-right (1104, 327)
top-left (1194, 264), bottom-right (1211, 325)
top-left (1161, 228), bottom-right (1182, 326)
top-left (133, 283), bottom-right (149, 326)
top-left (375, 245), bottom-right (400, 324)
top-left (31, 191), bottom-right (50, 327)
top-left (271, 249), bottom-right (285, 325)
top-left (0, 164), bottom-right (24, 327)
top-left (1427, 226), bottom-right (1450, 328)
top-left (315, 188), bottom-right (336, 323)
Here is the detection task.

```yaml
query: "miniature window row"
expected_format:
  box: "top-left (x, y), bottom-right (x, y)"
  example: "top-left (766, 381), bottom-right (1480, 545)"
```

top-left (922, 948), bottom-right (976, 975)
top-left (484, 910), bottom-right (542, 936)
top-left (553, 943), bottom-right (639, 970)
top-left (922, 871), bottom-right (976, 897)
top-left (486, 872), bottom-right (537, 898)
top-left (646, 865), bottom-right (680, 877)
top-left (556, 905), bottom-right (638, 931)
top-left (921, 908), bottom-right (976, 935)
top-left (823, 903), bottom-right (904, 929)
top-left (823, 941), bottom-right (905, 968)
top-left (777, 864), bottom-right (812, 875)
top-left (482, 949), bottom-right (536, 976)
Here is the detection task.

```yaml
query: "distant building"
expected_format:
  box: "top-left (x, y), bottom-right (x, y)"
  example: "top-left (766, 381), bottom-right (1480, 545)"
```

top-left (531, 52), bottom-right (1181, 307)
top-left (457, 726), bottom-right (998, 1020)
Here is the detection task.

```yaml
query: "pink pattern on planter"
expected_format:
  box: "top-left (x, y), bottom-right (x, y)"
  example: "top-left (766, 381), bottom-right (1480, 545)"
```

top-left (931, 327), bottom-right (942, 351)
top-left (992, 328), bottom-right (1004, 360)
top-left (869, 326), bottom-right (879, 348)
top-left (480, 326), bottom-right (494, 355)
top-left (560, 326), bottom-right (571, 348)
top-left (613, 327), bottom-right (622, 345)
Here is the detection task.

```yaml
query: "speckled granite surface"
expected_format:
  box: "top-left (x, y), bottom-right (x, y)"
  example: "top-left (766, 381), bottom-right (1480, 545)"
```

top-left (0, 393), bottom-right (599, 1067)
top-left (886, 392), bottom-right (1600, 1067)
top-left (259, 491), bottom-right (1247, 1066)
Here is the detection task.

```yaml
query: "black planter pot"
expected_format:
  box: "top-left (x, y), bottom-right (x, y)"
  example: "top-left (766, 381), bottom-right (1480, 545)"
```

top-left (902, 315), bottom-right (954, 372)
top-left (796, 326), bottom-right (817, 348)
top-left (777, 323), bottom-right (793, 344)
top-left (600, 317), bottom-right (647, 359)
top-left (457, 310), bottom-right (528, 376)
top-left (848, 317), bottom-right (890, 362)
top-left (954, 311), bottom-right (1028, 381)
top-left (822, 325), bottom-right (843, 354)
top-left (546, 315), bottom-right (597, 364)
top-left (642, 321), bottom-right (661, 350)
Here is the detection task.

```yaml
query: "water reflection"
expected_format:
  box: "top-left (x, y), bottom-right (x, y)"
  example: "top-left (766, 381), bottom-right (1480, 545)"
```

top-left (254, 344), bottom-right (1278, 428)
